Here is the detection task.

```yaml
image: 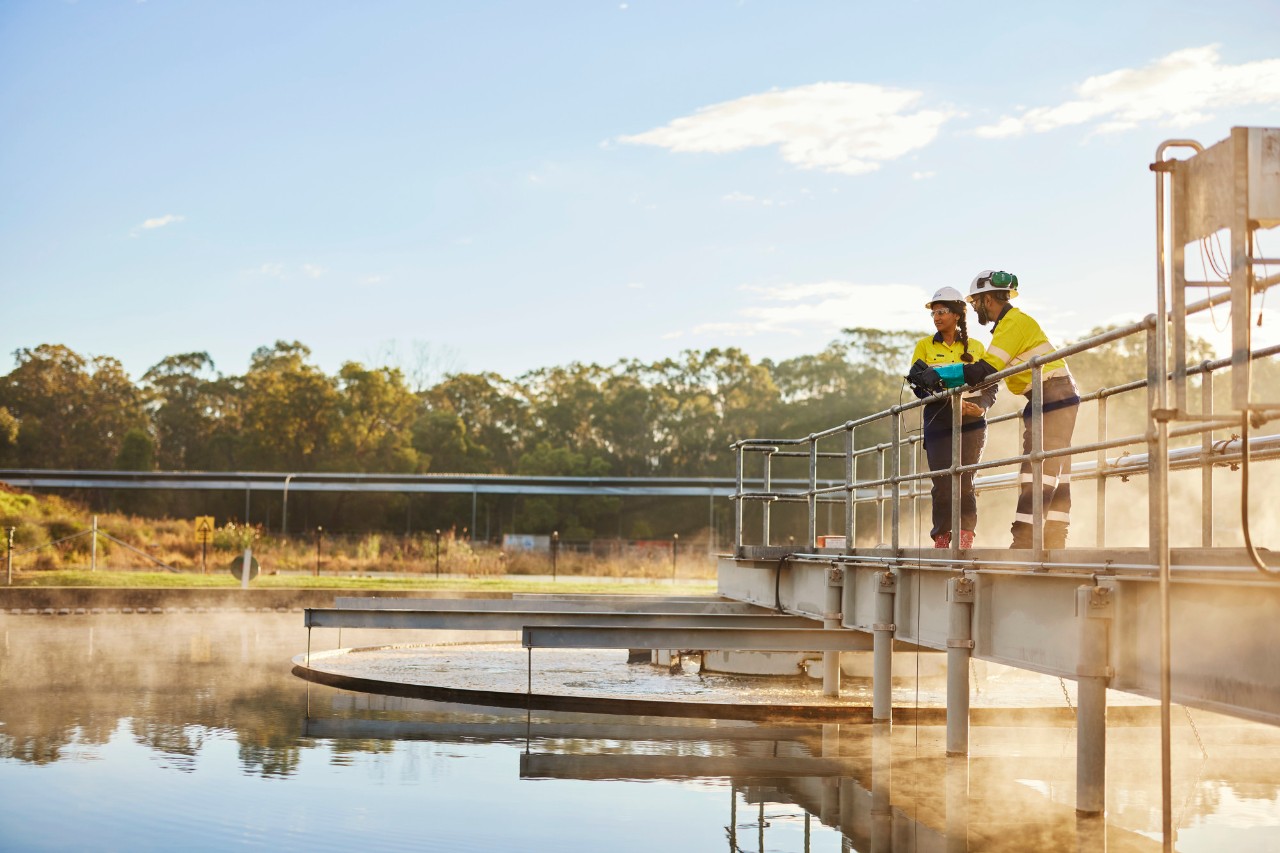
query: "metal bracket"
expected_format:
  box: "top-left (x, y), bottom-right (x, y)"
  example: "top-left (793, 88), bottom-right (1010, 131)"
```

top-left (873, 622), bottom-right (897, 633)
top-left (878, 572), bottom-right (897, 591)
top-left (948, 577), bottom-right (975, 603)
top-left (827, 565), bottom-right (845, 586)
top-left (1085, 586), bottom-right (1114, 618)
top-left (1151, 407), bottom-right (1179, 423)
top-left (946, 639), bottom-right (975, 649)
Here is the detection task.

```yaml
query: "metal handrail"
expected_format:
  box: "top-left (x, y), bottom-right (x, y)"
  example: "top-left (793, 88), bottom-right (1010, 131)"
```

top-left (731, 288), bottom-right (1276, 556)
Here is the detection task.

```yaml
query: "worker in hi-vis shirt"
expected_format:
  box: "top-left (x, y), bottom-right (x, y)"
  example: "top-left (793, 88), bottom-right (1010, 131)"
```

top-left (960, 270), bottom-right (1080, 550)
top-left (906, 286), bottom-right (997, 550)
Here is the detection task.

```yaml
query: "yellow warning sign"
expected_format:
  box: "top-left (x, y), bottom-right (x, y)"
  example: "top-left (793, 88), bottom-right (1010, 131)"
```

top-left (194, 516), bottom-right (215, 544)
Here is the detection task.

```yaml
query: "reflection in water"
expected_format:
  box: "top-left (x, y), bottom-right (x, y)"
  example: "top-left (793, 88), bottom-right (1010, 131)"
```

top-left (1, 614), bottom-right (1278, 851)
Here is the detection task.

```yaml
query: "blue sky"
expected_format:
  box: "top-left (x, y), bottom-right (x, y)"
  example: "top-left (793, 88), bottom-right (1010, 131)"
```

top-left (3, 0), bottom-right (1279, 384)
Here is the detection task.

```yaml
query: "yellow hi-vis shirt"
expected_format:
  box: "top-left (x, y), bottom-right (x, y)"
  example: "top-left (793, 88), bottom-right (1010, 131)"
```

top-left (978, 305), bottom-right (1069, 396)
top-left (910, 333), bottom-right (997, 410)
top-left (909, 334), bottom-right (986, 372)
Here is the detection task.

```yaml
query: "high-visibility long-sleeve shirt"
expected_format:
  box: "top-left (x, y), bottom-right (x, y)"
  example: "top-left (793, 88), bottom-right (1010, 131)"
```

top-left (961, 305), bottom-right (1068, 396)
top-left (908, 333), bottom-right (997, 411)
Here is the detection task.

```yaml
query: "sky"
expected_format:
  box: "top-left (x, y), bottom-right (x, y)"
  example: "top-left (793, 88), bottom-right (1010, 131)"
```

top-left (3, 0), bottom-right (1280, 385)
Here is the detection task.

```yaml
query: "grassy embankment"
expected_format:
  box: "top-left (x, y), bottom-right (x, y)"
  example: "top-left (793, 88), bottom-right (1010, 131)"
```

top-left (0, 488), bottom-right (716, 593)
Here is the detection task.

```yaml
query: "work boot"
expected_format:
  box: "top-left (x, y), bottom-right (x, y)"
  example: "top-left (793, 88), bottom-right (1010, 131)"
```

top-left (1009, 522), bottom-right (1032, 549)
top-left (958, 529), bottom-right (975, 549)
top-left (1045, 522), bottom-right (1069, 550)
top-left (932, 531), bottom-right (952, 549)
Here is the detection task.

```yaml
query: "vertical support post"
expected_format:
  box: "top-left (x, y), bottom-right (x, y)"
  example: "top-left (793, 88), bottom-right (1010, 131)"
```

top-left (912, 435), bottom-right (921, 544)
top-left (876, 448), bottom-right (886, 546)
top-left (6, 527), bottom-right (14, 586)
top-left (762, 451), bottom-right (773, 548)
top-left (1096, 395), bottom-right (1108, 548)
top-left (91, 515), bottom-right (98, 572)
top-left (1030, 364), bottom-right (1046, 558)
top-left (241, 545), bottom-right (252, 590)
top-left (315, 526), bottom-right (323, 576)
top-left (1230, 127), bottom-right (1252, 411)
top-left (945, 755), bottom-right (969, 853)
top-left (1076, 584), bottom-right (1113, 816)
top-left (890, 411), bottom-right (901, 552)
top-left (807, 436), bottom-right (818, 550)
top-left (844, 426), bottom-right (855, 551)
top-left (734, 446), bottom-right (744, 554)
top-left (946, 575), bottom-right (975, 755)
top-left (244, 483), bottom-right (251, 525)
top-left (872, 571), bottom-right (896, 722)
top-left (728, 786), bottom-right (737, 852)
top-left (671, 533), bottom-right (678, 582)
top-left (434, 528), bottom-right (441, 577)
top-left (471, 489), bottom-right (477, 544)
top-left (1201, 366), bottom-right (1214, 547)
top-left (551, 531), bottom-right (559, 581)
top-left (950, 393), bottom-right (962, 555)
top-left (823, 565), bottom-right (843, 698)
top-left (820, 723), bottom-right (840, 825)
top-left (870, 722), bottom-right (893, 853)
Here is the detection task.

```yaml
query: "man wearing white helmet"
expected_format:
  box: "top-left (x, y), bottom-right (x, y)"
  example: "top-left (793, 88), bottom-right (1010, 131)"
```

top-left (960, 270), bottom-right (1080, 550)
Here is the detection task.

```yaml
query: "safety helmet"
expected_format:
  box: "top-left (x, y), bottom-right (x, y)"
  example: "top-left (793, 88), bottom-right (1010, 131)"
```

top-left (925, 286), bottom-right (966, 308)
top-left (968, 269), bottom-right (1018, 300)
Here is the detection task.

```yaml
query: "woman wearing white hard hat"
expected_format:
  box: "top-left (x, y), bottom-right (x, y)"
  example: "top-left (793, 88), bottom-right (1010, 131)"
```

top-left (906, 287), bottom-right (997, 549)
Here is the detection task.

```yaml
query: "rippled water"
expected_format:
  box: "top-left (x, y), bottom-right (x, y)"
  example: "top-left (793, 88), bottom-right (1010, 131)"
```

top-left (1, 613), bottom-right (1277, 851)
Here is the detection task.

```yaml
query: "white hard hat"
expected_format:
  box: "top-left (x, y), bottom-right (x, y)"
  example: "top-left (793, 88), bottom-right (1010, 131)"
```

top-left (925, 286), bottom-right (966, 308)
top-left (968, 269), bottom-right (1019, 299)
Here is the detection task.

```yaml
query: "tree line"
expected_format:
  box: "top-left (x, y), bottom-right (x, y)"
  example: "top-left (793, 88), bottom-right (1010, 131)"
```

top-left (0, 326), bottom-right (1199, 538)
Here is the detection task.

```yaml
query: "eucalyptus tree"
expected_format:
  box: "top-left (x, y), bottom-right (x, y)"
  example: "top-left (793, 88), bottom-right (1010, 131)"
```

top-left (0, 344), bottom-right (147, 468)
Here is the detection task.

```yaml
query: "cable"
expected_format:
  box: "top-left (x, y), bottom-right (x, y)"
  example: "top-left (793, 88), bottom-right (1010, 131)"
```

top-left (1240, 411), bottom-right (1280, 578)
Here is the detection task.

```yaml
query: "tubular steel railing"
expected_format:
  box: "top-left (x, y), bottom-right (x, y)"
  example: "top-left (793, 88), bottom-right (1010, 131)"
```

top-left (730, 291), bottom-right (1279, 562)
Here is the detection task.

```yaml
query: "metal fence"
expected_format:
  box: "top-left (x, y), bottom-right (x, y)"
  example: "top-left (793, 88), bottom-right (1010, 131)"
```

top-left (730, 290), bottom-right (1279, 562)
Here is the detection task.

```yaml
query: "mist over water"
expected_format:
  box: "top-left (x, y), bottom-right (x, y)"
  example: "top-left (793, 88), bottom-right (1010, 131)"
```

top-left (1, 612), bottom-right (1277, 851)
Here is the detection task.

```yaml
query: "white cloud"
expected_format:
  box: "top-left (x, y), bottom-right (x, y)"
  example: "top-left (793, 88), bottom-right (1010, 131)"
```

top-left (685, 280), bottom-right (927, 340)
top-left (302, 263), bottom-right (326, 279)
top-left (359, 274), bottom-right (385, 287)
top-left (723, 191), bottom-right (781, 206)
top-left (130, 213), bottom-right (184, 236)
top-left (619, 82), bottom-right (957, 175)
top-left (249, 262), bottom-right (285, 278)
top-left (911, 171), bottom-right (936, 180)
top-left (975, 45), bottom-right (1280, 138)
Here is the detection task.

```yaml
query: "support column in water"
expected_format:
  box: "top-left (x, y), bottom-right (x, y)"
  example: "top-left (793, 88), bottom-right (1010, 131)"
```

top-left (823, 565), bottom-right (844, 697)
top-left (946, 574), bottom-right (975, 755)
top-left (872, 571), bottom-right (897, 722)
top-left (1076, 583), bottom-right (1114, 816)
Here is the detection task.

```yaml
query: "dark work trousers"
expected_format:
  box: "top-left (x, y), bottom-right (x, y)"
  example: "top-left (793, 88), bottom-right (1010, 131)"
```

top-left (1013, 376), bottom-right (1080, 537)
top-left (922, 403), bottom-right (987, 539)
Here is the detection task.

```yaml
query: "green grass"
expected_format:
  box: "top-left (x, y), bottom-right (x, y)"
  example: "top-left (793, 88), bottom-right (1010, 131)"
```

top-left (7, 570), bottom-right (717, 596)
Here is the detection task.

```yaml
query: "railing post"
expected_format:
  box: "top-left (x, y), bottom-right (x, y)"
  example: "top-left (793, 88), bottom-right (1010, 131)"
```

top-left (91, 515), bottom-right (98, 572)
top-left (1201, 365), bottom-right (1214, 547)
top-left (1096, 395), bottom-right (1108, 548)
top-left (877, 447), bottom-right (886, 546)
top-left (844, 426), bottom-right (855, 552)
top-left (890, 412), bottom-right (901, 552)
top-left (762, 450), bottom-right (773, 548)
top-left (1031, 364), bottom-right (1046, 558)
top-left (950, 392), bottom-right (962, 556)
top-left (912, 437), bottom-right (921, 546)
top-left (733, 445), bottom-right (745, 553)
top-left (808, 436), bottom-right (818, 550)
